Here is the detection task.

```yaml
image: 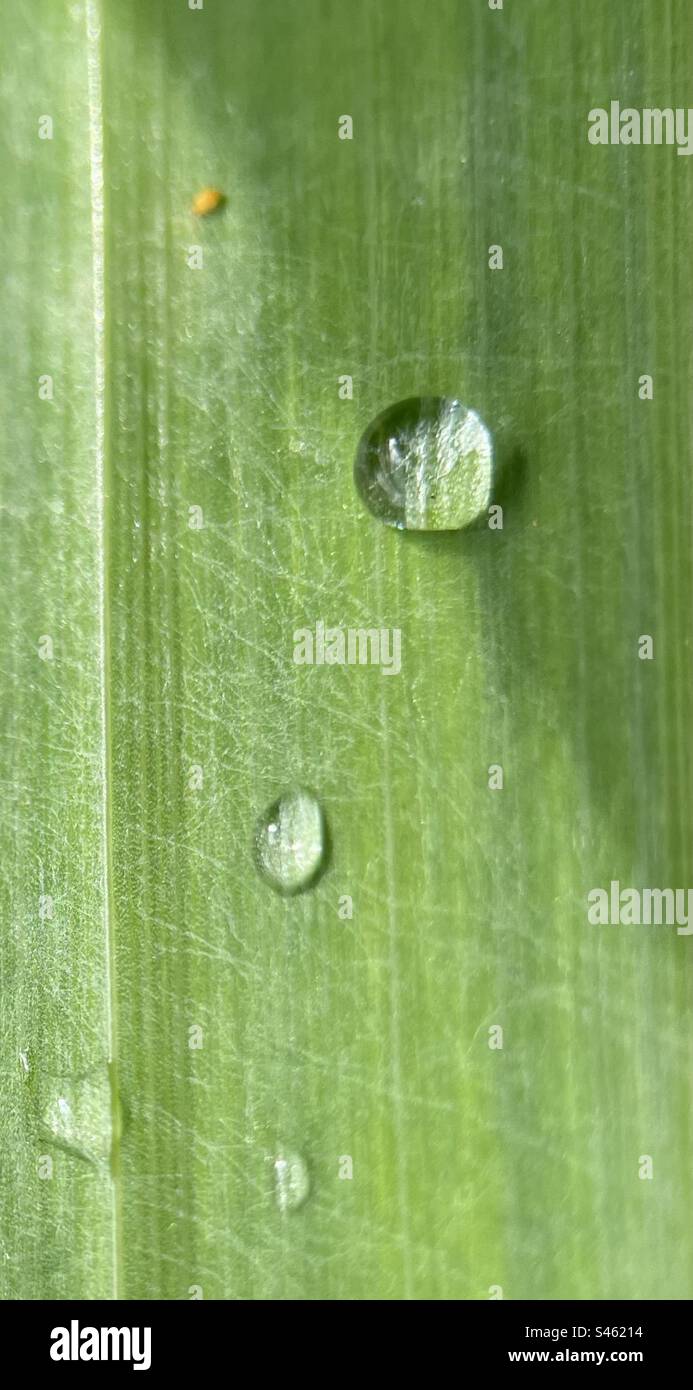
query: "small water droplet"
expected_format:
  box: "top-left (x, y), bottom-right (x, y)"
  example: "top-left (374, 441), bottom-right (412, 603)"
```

top-left (39, 1068), bottom-right (114, 1166)
top-left (255, 788), bottom-right (326, 894)
top-left (354, 396), bottom-right (493, 531)
top-left (273, 1149), bottom-right (310, 1213)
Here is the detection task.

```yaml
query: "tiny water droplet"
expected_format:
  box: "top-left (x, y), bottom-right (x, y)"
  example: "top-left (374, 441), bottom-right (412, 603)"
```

top-left (39, 1068), bottom-right (114, 1166)
top-left (255, 788), bottom-right (326, 894)
top-left (354, 396), bottom-right (493, 531)
top-left (273, 1149), bottom-right (310, 1213)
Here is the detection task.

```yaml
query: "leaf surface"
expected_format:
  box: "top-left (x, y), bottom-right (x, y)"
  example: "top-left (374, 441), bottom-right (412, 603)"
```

top-left (1, 0), bottom-right (691, 1300)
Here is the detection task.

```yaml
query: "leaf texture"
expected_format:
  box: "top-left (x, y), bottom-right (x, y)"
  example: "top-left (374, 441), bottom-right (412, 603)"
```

top-left (1, 0), bottom-right (692, 1300)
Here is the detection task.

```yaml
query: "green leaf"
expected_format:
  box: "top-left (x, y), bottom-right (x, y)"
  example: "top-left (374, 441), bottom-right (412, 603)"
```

top-left (1, 0), bottom-right (692, 1301)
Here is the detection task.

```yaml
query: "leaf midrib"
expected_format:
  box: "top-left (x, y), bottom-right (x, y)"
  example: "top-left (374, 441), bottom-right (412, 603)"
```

top-left (86, 0), bottom-right (121, 1298)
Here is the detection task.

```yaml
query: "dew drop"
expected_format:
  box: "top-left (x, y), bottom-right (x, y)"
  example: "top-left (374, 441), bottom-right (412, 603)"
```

top-left (354, 396), bottom-right (493, 531)
top-left (273, 1149), bottom-right (310, 1213)
top-left (255, 788), bottom-right (326, 894)
top-left (39, 1068), bottom-right (114, 1166)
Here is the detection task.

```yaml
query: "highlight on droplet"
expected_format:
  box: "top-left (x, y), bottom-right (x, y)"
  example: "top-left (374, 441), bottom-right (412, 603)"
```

top-left (273, 1149), bottom-right (310, 1213)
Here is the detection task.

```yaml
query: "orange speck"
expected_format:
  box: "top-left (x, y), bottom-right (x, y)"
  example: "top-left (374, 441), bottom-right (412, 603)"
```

top-left (192, 187), bottom-right (224, 216)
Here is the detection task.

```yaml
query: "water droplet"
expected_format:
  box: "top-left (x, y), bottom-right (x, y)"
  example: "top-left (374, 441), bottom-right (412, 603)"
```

top-left (273, 1149), bottom-right (310, 1213)
top-left (354, 396), bottom-right (493, 531)
top-left (39, 1068), bottom-right (114, 1166)
top-left (255, 788), bottom-right (326, 894)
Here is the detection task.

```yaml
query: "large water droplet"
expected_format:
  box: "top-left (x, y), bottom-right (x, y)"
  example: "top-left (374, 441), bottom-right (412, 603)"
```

top-left (273, 1149), bottom-right (310, 1213)
top-left (255, 788), bottom-right (326, 894)
top-left (39, 1068), bottom-right (114, 1166)
top-left (354, 396), bottom-right (493, 531)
